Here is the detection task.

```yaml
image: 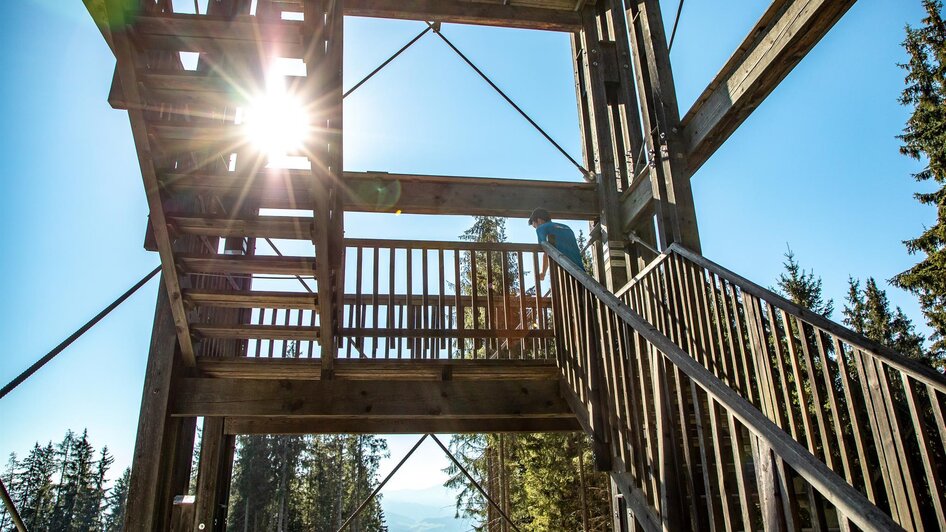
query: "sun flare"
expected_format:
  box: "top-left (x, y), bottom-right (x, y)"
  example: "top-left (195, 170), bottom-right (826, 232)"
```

top-left (243, 79), bottom-right (310, 158)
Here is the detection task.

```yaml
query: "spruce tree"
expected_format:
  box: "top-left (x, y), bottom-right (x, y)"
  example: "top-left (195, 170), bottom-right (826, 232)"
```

top-left (774, 246), bottom-right (834, 317)
top-left (844, 277), bottom-right (931, 366)
top-left (12, 442), bottom-right (56, 529)
top-left (102, 467), bottom-right (130, 532)
top-left (894, 0), bottom-right (946, 366)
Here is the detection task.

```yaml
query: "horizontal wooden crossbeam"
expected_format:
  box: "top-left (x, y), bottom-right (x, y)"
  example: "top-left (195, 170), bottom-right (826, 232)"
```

top-left (170, 377), bottom-right (576, 422)
top-left (162, 170), bottom-right (598, 219)
top-left (680, 0), bottom-right (856, 176)
top-left (197, 357), bottom-right (561, 380)
top-left (224, 416), bottom-right (582, 434)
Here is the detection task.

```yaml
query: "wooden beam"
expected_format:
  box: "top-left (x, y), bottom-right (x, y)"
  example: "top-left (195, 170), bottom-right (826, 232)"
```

top-left (192, 323), bottom-right (319, 340)
top-left (680, 0), bottom-right (857, 176)
top-left (177, 254), bottom-right (315, 276)
top-left (169, 215), bottom-right (315, 240)
top-left (342, 171), bottom-right (599, 219)
top-left (171, 377), bottom-right (575, 419)
top-left (184, 289), bottom-right (318, 309)
top-left (197, 357), bottom-right (562, 381)
top-left (277, 0), bottom-right (583, 31)
top-left (224, 416), bottom-right (582, 434)
top-left (124, 289), bottom-right (181, 531)
top-left (160, 170), bottom-right (598, 219)
top-left (103, 0), bottom-right (196, 364)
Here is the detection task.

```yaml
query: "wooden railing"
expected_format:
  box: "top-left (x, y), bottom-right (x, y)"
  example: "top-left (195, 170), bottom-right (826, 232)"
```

top-left (617, 243), bottom-right (946, 530)
top-left (197, 239), bottom-right (557, 361)
top-left (338, 239), bottom-right (555, 360)
top-left (546, 243), bottom-right (901, 531)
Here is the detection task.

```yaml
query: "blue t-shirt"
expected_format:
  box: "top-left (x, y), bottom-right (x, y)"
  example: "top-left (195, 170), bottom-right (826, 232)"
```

top-left (536, 222), bottom-right (585, 271)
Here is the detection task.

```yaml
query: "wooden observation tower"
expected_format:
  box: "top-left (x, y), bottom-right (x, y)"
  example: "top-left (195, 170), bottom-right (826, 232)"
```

top-left (79, 0), bottom-right (945, 530)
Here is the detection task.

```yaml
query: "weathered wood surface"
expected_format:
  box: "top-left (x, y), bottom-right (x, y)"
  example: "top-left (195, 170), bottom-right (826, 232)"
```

top-left (224, 415), bottom-right (581, 434)
top-left (197, 357), bottom-right (561, 380)
top-left (123, 288), bottom-right (181, 531)
top-left (171, 377), bottom-right (575, 419)
top-left (546, 243), bottom-right (902, 532)
top-left (160, 170), bottom-right (597, 219)
top-left (620, 243), bottom-right (946, 530)
top-left (680, 0), bottom-right (858, 176)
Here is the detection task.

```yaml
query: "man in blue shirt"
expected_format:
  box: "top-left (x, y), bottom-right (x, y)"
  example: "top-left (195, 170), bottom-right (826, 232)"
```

top-left (529, 208), bottom-right (585, 279)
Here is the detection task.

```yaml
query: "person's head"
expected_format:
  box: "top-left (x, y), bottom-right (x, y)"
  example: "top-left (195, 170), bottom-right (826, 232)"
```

top-left (528, 208), bottom-right (551, 228)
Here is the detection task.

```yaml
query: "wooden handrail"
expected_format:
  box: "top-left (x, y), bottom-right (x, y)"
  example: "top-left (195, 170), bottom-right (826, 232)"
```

top-left (668, 243), bottom-right (946, 390)
top-left (544, 242), bottom-right (902, 531)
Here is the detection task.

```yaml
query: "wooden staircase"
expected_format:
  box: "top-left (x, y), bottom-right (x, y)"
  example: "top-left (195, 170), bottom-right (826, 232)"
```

top-left (546, 242), bottom-right (945, 531)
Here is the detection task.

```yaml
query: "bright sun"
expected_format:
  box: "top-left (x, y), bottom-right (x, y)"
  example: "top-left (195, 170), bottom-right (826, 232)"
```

top-left (243, 79), bottom-right (310, 158)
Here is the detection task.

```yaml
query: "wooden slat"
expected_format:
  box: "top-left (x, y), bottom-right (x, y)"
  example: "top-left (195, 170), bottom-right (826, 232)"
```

top-left (133, 14), bottom-right (304, 56)
top-left (171, 377), bottom-right (576, 418)
top-left (192, 323), bottom-right (319, 340)
top-left (184, 289), bottom-right (317, 309)
top-left (170, 215), bottom-right (314, 240)
top-left (680, 0), bottom-right (857, 176)
top-left (178, 254), bottom-right (315, 276)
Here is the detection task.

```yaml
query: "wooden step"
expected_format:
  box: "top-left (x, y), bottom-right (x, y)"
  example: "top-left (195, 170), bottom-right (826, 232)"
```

top-left (138, 70), bottom-right (250, 109)
top-left (160, 171), bottom-right (313, 210)
top-left (192, 323), bottom-right (319, 341)
top-left (170, 215), bottom-right (314, 240)
top-left (178, 255), bottom-right (316, 276)
top-left (184, 289), bottom-right (318, 309)
top-left (148, 122), bottom-right (245, 154)
top-left (133, 14), bottom-right (304, 57)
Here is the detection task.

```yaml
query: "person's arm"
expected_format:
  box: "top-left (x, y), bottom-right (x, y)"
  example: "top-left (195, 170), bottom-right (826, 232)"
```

top-left (540, 253), bottom-right (549, 281)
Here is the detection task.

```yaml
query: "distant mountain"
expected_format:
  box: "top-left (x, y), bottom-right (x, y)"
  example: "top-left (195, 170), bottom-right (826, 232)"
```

top-left (382, 485), bottom-right (473, 532)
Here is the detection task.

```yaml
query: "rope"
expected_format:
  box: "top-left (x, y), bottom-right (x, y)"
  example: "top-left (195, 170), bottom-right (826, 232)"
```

top-left (343, 26), bottom-right (432, 99)
top-left (668, 0), bottom-right (685, 52)
top-left (428, 23), bottom-right (589, 176)
top-left (0, 265), bottom-right (161, 401)
top-left (336, 434), bottom-right (428, 531)
top-left (431, 434), bottom-right (525, 532)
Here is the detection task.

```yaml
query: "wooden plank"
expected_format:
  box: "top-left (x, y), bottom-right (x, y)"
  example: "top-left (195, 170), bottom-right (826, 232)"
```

top-left (680, 0), bottom-right (857, 176)
top-left (223, 416), bottom-right (581, 434)
top-left (133, 14), bottom-right (304, 56)
top-left (192, 323), bottom-right (319, 340)
top-left (196, 357), bottom-right (561, 380)
top-left (170, 215), bottom-right (314, 240)
top-left (178, 254), bottom-right (315, 276)
top-left (160, 170), bottom-right (598, 219)
top-left (184, 289), bottom-right (317, 309)
top-left (341, 0), bottom-right (582, 31)
top-left (124, 288), bottom-right (180, 531)
top-left (171, 377), bottom-right (576, 418)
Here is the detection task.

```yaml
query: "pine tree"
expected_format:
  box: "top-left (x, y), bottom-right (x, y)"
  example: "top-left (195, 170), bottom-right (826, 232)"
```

top-left (774, 246), bottom-right (834, 317)
top-left (11, 442), bottom-right (56, 529)
top-left (894, 0), bottom-right (946, 367)
top-left (102, 467), bottom-right (130, 532)
top-left (844, 277), bottom-right (931, 366)
top-left (0, 453), bottom-right (17, 530)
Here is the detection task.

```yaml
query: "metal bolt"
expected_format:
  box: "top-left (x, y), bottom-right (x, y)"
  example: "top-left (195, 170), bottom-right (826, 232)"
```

top-left (593, 61), bottom-right (598, 66)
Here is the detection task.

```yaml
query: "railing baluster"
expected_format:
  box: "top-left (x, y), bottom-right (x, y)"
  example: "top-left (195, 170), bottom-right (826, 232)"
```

top-left (372, 246), bottom-right (380, 358)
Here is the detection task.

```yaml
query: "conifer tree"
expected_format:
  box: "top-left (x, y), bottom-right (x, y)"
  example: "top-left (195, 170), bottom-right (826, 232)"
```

top-left (844, 277), bottom-right (932, 367)
top-left (102, 467), bottom-right (130, 532)
top-left (774, 246), bottom-right (834, 317)
top-left (894, 0), bottom-right (946, 366)
top-left (11, 442), bottom-right (56, 529)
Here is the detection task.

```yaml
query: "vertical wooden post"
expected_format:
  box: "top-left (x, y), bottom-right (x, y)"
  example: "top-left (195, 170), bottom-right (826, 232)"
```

top-left (574, 3), bottom-right (636, 291)
top-left (624, 0), bottom-right (701, 252)
top-left (124, 284), bottom-right (188, 531)
top-left (194, 417), bottom-right (236, 532)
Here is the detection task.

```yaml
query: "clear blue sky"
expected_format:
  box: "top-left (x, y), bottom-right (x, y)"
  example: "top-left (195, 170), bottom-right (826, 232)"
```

top-left (0, 0), bottom-right (934, 520)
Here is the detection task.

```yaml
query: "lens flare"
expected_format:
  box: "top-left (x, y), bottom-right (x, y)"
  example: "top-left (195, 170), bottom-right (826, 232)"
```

top-left (243, 78), bottom-right (310, 159)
